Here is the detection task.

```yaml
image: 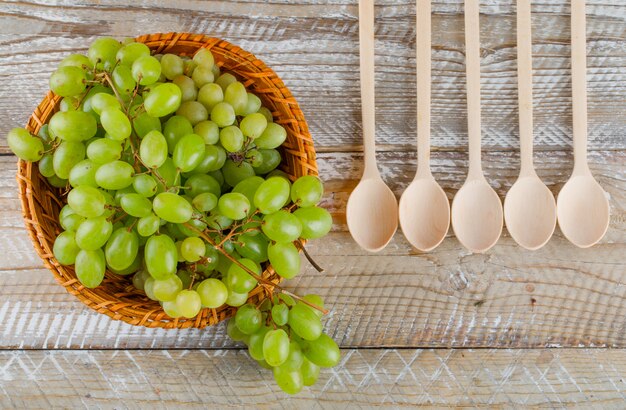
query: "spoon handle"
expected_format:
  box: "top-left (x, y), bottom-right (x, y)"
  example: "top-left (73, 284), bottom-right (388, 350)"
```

top-left (416, 0), bottom-right (432, 178)
top-left (359, 0), bottom-right (379, 179)
top-left (464, 0), bottom-right (483, 180)
top-left (517, 0), bottom-right (536, 177)
top-left (572, 0), bottom-right (589, 175)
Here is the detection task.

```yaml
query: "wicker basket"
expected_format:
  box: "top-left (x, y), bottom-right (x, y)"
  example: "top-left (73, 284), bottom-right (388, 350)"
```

top-left (17, 32), bottom-right (317, 329)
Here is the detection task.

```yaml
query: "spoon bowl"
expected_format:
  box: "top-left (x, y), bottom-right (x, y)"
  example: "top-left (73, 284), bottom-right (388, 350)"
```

top-left (504, 176), bottom-right (556, 250)
top-left (399, 178), bottom-right (449, 251)
top-left (347, 178), bottom-right (398, 252)
top-left (557, 175), bottom-right (609, 248)
top-left (451, 179), bottom-right (503, 253)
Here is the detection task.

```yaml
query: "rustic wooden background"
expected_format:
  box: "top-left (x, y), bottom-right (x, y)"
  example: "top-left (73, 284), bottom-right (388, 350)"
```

top-left (1, 0), bottom-right (625, 407)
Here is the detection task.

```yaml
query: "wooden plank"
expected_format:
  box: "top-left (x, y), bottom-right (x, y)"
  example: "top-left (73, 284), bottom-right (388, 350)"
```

top-left (1, 348), bottom-right (626, 407)
top-left (0, 1), bottom-right (625, 152)
top-left (0, 150), bottom-right (623, 349)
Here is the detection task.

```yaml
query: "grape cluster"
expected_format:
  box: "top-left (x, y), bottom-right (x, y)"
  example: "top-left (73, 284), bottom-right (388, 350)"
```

top-left (7, 36), bottom-right (337, 394)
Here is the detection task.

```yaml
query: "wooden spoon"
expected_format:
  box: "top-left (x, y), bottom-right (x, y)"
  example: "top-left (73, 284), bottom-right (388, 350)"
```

top-left (504, 0), bottom-right (557, 250)
top-left (451, 0), bottom-right (503, 253)
top-left (556, 0), bottom-right (610, 248)
top-left (346, 0), bottom-right (398, 252)
top-left (399, 0), bottom-right (450, 252)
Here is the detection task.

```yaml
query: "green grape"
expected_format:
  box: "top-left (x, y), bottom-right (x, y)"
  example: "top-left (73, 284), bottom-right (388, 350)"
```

top-left (137, 213), bottom-right (160, 237)
top-left (163, 115), bottom-right (194, 153)
top-left (258, 106), bottom-right (273, 123)
top-left (300, 357), bottom-right (320, 386)
top-left (301, 333), bottom-right (340, 368)
top-left (132, 110), bottom-right (162, 138)
top-left (75, 249), bottom-right (106, 288)
top-left (160, 53), bottom-right (184, 80)
top-left (173, 133), bottom-right (205, 172)
top-left (232, 176), bottom-right (264, 214)
top-left (302, 294), bottom-right (325, 318)
top-left (152, 192), bottom-right (193, 224)
top-left (209, 169), bottom-right (225, 187)
top-left (133, 174), bottom-right (158, 197)
top-left (234, 233), bottom-right (268, 264)
top-left (67, 185), bottom-right (105, 218)
top-left (254, 177), bottom-right (290, 214)
top-left (222, 159), bottom-right (255, 187)
top-left (175, 289), bottom-right (202, 318)
top-left (211, 63), bottom-right (221, 78)
top-left (253, 149), bottom-right (281, 175)
top-left (49, 66), bottom-right (86, 97)
top-left (224, 81), bottom-right (248, 115)
top-left (192, 192), bottom-right (218, 212)
top-left (293, 207), bottom-right (332, 239)
top-left (176, 101), bottom-right (208, 126)
top-left (227, 258), bottom-right (259, 293)
top-left (59, 96), bottom-right (79, 112)
top-left (139, 130), bottom-right (168, 168)
top-left (191, 66), bottom-right (214, 88)
top-left (68, 159), bottom-right (99, 187)
top-left (120, 193), bottom-right (152, 217)
top-left (197, 83), bottom-right (223, 112)
top-left (240, 113), bottom-right (267, 139)
top-left (152, 275), bottom-right (183, 301)
top-left (283, 341), bottom-right (304, 371)
top-left (53, 141), bottom-right (85, 179)
top-left (114, 185), bottom-right (136, 205)
top-left (100, 108), bottom-right (131, 140)
top-left (49, 111), bottom-right (97, 142)
top-left (194, 145), bottom-right (226, 174)
top-left (262, 210), bottom-right (302, 243)
top-left (273, 365), bottom-right (303, 395)
top-left (53, 231), bottom-right (80, 265)
top-left (219, 126), bottom-right (244, 153)
top-left (267, 242), bottom-right (300, 279)
top-left (183, 59), bottom-right (197, 77)
top-left (210, 102), bottom-right (235, 127)
top-left (112, 65), bottom-right (136, 95)
top-left (248, 326), bottom-right (271, 360)
top-left (288, 302), bottom-right (322, 341)
top-left (7, 128), bottom-right (44, 162)
top-left (218, 192), bottom-right (250, 220)
top-left (235, 303), bottom-right (262, 335)
top-left (132, 269), bottom-right (151, 291)
top-left (197, 278), bottom-right (228, 308)
top-left (95, 160), bottom-right (134, 190)
top-left (87, 37), bottom-right (121, 70)
top-left (174, 240), bottom-right (185, 262)
top-left (144, 277), bottom-right (157, 300)
top-left (180, 236), bottom-right (205, 262)
top-left (155, 158), bottom-right (181, 192)
top-left (162, 300), bottom-right (182, 318)
top-left (204, 245), bottom-right (220, 270)
top-left (185, 174), bottom-right (221, 198)
top-left (116, 42), bottom-right (150, 66)
top-left (245, 149), bottom-right (263, 167)
top-left (193, 120), bottom-right (219, 145)
top-left (145, 234), bottom-right (178, 279)
top-left (173, 75), bottom-right (198, 102)
top-left (131, 55), bottom-right (162, 85)
top-left (263, 329), bottom-right (290, 367)
top-left (59, 53), bottom-right (92, 70)
top-left (193, 48), bottom-right (215, 69)
top-left (144, 83), bottom-right (182, 117)
top-left (47, 175), bottom-right (67, 188)
top-left (86, 137), bottom-right (122, 164)
top-left (105, 227), bottom-right (139, 271)
top-left (176, 269), bottom-right (192, 289)
top-left (271, 303), bottom-right (289, 326)
top-left (38, 154), bottom-right (55, 178)
top-left (255, 122), bottom-right (287, 149)
top-left (226, 289), bottom-right (248, 307)
top-left (227, 318), bottom-right (247, 342)
top-left (292, 176), bottom-right (324, 209)
top-left (242, 93), bottom-right (262, 116)
top-left (75, 216), bottom-right (113, 251)
top-left (215, 72), bottom-right (236, 92)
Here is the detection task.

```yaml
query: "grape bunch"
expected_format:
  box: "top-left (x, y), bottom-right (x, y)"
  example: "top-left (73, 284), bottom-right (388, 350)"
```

top-left (7, 36), bottom-right (338, 394)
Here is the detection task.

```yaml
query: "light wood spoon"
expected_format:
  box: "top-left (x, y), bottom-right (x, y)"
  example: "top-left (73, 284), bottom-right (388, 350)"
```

top-left (399, 0), bottom-right (450, 252)
top-left (451, 0), bottom-right (503, 253)
top-left (504, 0), bottom-right (557, 250)
top-left (556, 0), bottom-right (610, 248)
top-left (346, 0), bottom-right (398, 252)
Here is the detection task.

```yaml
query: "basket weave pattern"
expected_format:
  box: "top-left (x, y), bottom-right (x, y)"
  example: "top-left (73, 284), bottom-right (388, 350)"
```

top-left (17, 32), bottom-right (317, 329)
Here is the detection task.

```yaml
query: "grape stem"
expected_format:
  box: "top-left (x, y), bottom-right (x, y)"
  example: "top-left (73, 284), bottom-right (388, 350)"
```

top-left (183, 222), bottom-right (329, 315)
top-left (296, 240), bottom-right (325, 273)
top-left (102, 72), bottom-right (125, 106)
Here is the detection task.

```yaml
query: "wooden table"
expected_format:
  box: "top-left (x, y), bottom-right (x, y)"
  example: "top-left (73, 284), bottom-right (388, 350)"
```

top-left (1, 0), bottom-right (625, 407)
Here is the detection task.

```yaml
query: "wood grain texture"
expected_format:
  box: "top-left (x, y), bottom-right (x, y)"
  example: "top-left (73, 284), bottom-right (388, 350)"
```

top-left (2, 348), bottom-right (626, 408)
top-left (0, 1), bottom-right (625, 152)
top-left (0, 149), bottom-right (623, 349)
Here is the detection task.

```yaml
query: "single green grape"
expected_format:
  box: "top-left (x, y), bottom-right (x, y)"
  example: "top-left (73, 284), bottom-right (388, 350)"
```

top-left (242, 93), bottom-right (262, 116)
top-left (75, 216), bottom-right (113, 251)
top-left (210, 102), bottom-right (235, 127)
top-left (161, 53), bottom-right (184, 80)
top-left (105, 227), bottom-right (139, 271)
top-left (263, 329), bottom-right (290, 367)
top-left (196, 278), bottom-right (228, 308)
top-left (132, 55), bottom-right (162, 85)
top-left (232, 176), bottom-right (264, 214)
top-left (144, 83), bottom-right (182, 117)
top-left (144, 234), bottom-right (178, 279)
top-left (227, 258), bottom-right (260, 293)
top-left (75, 249), bottom-right (106, 288)
top-left (175, 289), bottom-right (202, 318)
top-left (7, 128), bottom-right (44, 162)
top-left (218, 192), bottom-right (250, 220)
top-left (253, 177), bottom-right (290, 214)
top-left (95, 160), bottom-right (134, 190)
top-left (193, 120), bottom-right (219, 145)
top-left (224, 81), bottom-right (248, 115)
top-left (193, 48), bottom-right (215, 70)
top-left (219, 126), bottom-right (244, 152)
top-left (53, 230), bottom-right (81, 265)
top-left (49, 110), bottom-right (97, 142)
top-left (120, 193), bottom-right (152, 218)
top-left (116, 42), bottom-right (150, 66)
top-left (162, 300), bottom-right (182, 318)
top-left (112, 65), bottom-right (136, 95)
top-left (132, 174), bottom-right (158, 197)
top-left (271, 303), bottom-right (289, 326)
top-left (152, 192), bottom-right (193, 224)
top-left (131, 269), bottom-right (151, 291)
top-left (288, 302), bottom-right (323, 341)
top-left (235, 303), bottom-right (262, 335)
top-left (226, 289), bottom-right (249, 307)
top-left (233, 233), bottom-right (268, 264)
top-left (87, 37), bottom-right (121, 70)
top-left (262, 210), bottom-right (302, 243)
top-left (152, 275), bottom-right (183, 302)
top-left (100, 108), bottom-right (131, 140)
top-left (173, 75), bottom-right (198, 102)
top-left (293, 207), bottom-right (332, 239)
top-left (240, 113), bottom-right (267, 139)
top-left (226, 318), bottom-right (247, 342)
top-left (49, 66), bottom-right (87, 97)
top-left (132, 109), bottom-right (162, 138)
top-left (267, 242), bottom-right (300, 279)
top-left (86, 138), bottom-right (122, 164)
top-left (191, 66), bottom-right (214, 88)
top-left (252, 149), bottom-right (282, 175)
top-left (139, 130), bottom-right (169, 168)
top-left (172, 133), bottom-right (205, 172)
top-left (248, 326), bottom-right (271, 360)
top-left (38, 154), bottom-right (56, 178)
top-left (291, 175), bottom-right (324, 207)
top-left (53, 141), bottom-right (86, 180)
top-left (176, 101), bottom-right (208, 126)
top-left (137, 213), bottom-right (160, 237)
top-left (180, 236), bottom-right (205, 262)
top-left (254, 122), bottom-right (286, 149)
top-left (197, 83), bottom-right (223, 112)
top-left (222, 159), bottom-right (255, 187)
top-left (273, 365), bottom-right (304, 395)
top-left (192, 192), bottom-right (218, 212)
top-left (59, 53), bottom-right (93, 70)
top-left (301, 333), bottom-right (340, 368)
top-left (185, 173), bottom-right (221, 198)
top-left (300, 357), bottom-right (320, 386)
top-left (215, 73), bottom-right (236, 91)
top-left (67, 185), bottom-right (106, 218)
top-left (68, 159), bottom-right (99, 187)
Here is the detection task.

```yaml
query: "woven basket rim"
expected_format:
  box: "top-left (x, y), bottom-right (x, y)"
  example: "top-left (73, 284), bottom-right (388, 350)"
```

top-left (17, 32), bottom-right (317, 329)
